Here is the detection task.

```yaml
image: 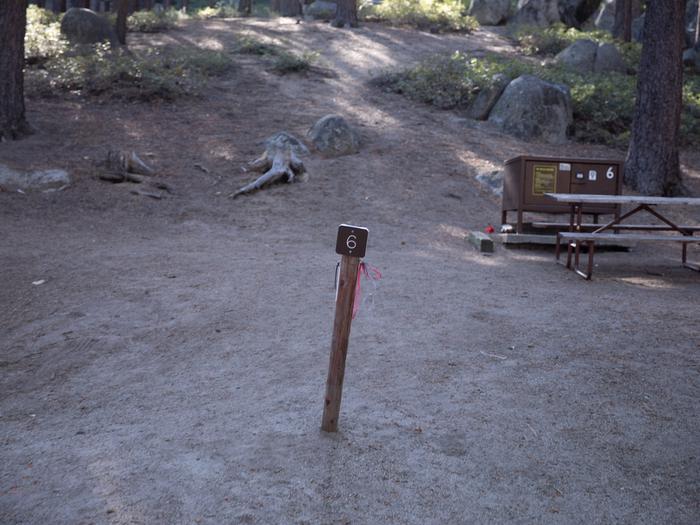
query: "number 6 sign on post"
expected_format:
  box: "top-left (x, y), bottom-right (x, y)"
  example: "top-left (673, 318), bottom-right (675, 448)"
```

top-left (322, 224), bottom-right (369, 432)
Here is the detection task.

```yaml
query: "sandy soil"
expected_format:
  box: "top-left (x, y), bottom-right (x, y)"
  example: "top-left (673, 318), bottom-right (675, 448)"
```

top-left (1, 18), bottom-right (699, 524)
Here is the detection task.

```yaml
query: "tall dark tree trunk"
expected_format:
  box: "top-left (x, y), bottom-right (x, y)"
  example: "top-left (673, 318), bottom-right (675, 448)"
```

top-left (624, 0), bottom-right (686, 196)
top-left (0, 0), bottom-right (31, 141)
top-left (239, 0), bottom-right (251, 16)
top-left (272, 0), bottom-right (300, 16)
top-left (331, 0), bottom-right (357, 27)
top-left (116, 0), bottom-right (129, 45)
top-left (613, 0), bottom-right (641, 41)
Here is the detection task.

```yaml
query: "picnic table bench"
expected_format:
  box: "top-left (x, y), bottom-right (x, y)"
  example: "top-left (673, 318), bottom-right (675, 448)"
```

top-left (544, 193), bottom-right (700, 279)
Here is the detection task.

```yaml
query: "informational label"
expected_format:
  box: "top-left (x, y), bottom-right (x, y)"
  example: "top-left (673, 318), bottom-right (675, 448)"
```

top-left (588, 170), bottom-right (598, 181)
top-left (559, 163), bottom-right (571, 172)
top-left (575, 172), bottom-right (584, 180)
top-left (606, 166), bottom-right (615, 179)
top-left (335, 224), bottom-right (369, 258)
top-left (532, 165), bottom-right (557, 195)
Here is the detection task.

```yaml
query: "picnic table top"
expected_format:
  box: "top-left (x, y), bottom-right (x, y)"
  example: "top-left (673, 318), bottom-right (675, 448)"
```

top-left (544, 193), bottom-right (700, 205)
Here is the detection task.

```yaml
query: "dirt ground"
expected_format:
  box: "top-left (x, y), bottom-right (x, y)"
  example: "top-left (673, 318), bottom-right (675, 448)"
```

top-left (1, 18), bottom-right (699, 524)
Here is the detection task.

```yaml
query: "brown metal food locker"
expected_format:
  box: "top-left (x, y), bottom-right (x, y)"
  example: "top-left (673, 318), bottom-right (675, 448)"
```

top-left (502, 156), bottom-right (623, 233)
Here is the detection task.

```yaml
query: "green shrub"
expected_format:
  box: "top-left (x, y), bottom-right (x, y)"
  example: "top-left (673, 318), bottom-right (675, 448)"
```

top-left (234, 36), bottom-right (280, 56)
top-left (25, 6), bottom-right (67, 63)
top-left (371, 52), bottom-right (700, 147)
top-left (128, 8), bottom-right (185, 32)
top-left (513, 23), bottom-right (642, 70)
top-left (26, 44), bottom-right (233, 101)
top-left (361, 0), bottom-right (478, 33)
top-left (271, 51), bottom-right (318, 74)
top-left (194, 4), bottom-right (239, 19)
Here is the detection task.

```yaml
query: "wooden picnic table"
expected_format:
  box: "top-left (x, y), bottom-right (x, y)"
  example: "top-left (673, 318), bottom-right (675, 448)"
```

top-left (544, 193), bottom-right (700, 279)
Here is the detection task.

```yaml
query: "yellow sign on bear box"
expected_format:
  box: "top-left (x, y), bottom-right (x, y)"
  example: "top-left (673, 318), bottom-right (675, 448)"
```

top-left (532, 165), bottom-right (557, 195)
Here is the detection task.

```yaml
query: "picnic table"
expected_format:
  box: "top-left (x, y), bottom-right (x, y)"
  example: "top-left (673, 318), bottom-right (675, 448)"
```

top-left (544, 193), bottom-right (700, 279)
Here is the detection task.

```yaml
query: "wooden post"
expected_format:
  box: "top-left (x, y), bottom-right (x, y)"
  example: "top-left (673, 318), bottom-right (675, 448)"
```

top-left (321, 254), bottom-right (360, 432)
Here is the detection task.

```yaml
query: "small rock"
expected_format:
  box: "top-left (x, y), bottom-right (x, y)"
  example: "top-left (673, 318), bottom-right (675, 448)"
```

top-left (307, 115), bottom-right (359, 157)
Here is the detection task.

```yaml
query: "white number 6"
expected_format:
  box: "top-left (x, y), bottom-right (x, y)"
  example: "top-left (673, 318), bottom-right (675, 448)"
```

top-left (606, 167), bottom-right (615, 179)
top-left (346, 235), bottom-right (357, 250)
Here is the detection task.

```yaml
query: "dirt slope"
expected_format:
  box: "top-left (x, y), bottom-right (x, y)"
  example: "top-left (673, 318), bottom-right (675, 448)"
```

top-left (1, 18), bottom-right (699, 525)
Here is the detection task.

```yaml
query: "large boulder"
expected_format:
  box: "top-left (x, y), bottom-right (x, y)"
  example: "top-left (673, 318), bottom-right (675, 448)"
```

top-left (558, 0), bottom-right (602, 28)
top-left (0, 165), bottom-right (71, 192)
top-left (468, 0), bottom-right (511, 26)
top-left (307, 115), bottom-right (359, 157)
top-left (555, 39), bottom-right (598, 71)
top-left (466, 74), bottom-right (511, 120)
top-left (488, 75), bottom-right (573, 144)
top-left (594, 42), bottom-right (626, 73)
top-left (512, 0), bottom-right (560, 27)
top-left (60, 8), bottom-right (117, 46)
top-left (591, 0), bottom-right (615, 31)
top-left (304, 1), bottom-right (337, 21)
top-left (555, 39), bottom-right (626, 73)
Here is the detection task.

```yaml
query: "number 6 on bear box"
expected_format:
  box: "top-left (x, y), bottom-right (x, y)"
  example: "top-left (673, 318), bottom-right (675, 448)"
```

top-left (335, 224), bottom-right (369, 258)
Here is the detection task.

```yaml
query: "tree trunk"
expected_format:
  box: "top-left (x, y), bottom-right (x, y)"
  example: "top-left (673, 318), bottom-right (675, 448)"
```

top-left (613, 0), bottom-right (641, 41)
top-left (0, 0), bottom-right (31, 141)
top-left (239, 0), bottom-right (251, 15)
top-left (116, 0), bottom-right (129, 45)
top-left (695, 0), bottom-right (700, 45)
top-left (624, 0), bottom-right (686, 196)
top-left (271, 0), bottom-right (300, 16)
top-left (180, 0), bottom-right (188, 12)
top-left (332, 0), bottom-right (357, 27)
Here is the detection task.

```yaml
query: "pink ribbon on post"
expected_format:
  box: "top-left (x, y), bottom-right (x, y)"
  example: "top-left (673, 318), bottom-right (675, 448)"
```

top-left (352, 262), bottom-right (382, 319)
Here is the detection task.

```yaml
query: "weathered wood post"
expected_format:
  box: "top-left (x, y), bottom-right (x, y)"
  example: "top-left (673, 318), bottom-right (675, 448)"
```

top-left (321, 224), bottom-right (368, 433)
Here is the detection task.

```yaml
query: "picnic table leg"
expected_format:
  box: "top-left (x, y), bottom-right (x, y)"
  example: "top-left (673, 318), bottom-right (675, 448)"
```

top-left (565, 203), bottom-right (576, 269)
top-left (586, 241), bottom-right (595, 280)
top-left (517, 208), bottom-right (524, 234)
top-left (555, 232), bottom-right (561, 261)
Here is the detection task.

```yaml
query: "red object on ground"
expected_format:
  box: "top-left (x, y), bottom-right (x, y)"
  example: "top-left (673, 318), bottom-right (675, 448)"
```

top-left (485, 225), bottom-right (495, 233)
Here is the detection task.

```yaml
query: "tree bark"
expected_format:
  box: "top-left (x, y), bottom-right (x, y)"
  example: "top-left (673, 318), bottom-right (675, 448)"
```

top-left (116, 0), bottom-right (129, 45)
top-left (271, 0), bottom-right (300, 16)
top-left (0, 0), bottom-right (31, 141)
top-left (613, 0), bottom-right (641, 41)
top-left (332, 0), bottom-right (357, 27)
top-left (238, 0), bottom-right (251, 16)
top-left (624, 0), bottom-right (686, 196)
